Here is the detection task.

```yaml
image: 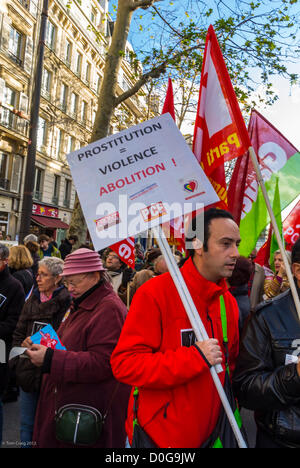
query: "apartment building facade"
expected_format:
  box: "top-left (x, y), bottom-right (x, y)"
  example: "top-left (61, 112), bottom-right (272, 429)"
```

top-left (0, 0), bottom-right (150, 243)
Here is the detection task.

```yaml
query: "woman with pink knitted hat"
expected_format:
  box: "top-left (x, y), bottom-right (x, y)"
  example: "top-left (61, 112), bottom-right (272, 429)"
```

top-left (25, 248), bottom-right (130, 448)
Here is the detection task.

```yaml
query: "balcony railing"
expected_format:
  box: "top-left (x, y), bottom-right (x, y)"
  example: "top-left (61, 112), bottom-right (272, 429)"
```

top-left (0, 106), bottom-right (29, 136)
top-left (0, 178), bottom-right (9, 190)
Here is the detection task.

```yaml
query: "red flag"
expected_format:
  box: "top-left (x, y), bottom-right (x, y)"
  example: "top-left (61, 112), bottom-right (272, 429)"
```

top-left (193, 25), bottom-right (250, 209)
top-left (193, 25), bottom-right (251, 178)
top-left (283, 199), bottom-right (300, 251)
top-left (227, 151), bottom-right (250, 225)
top-left (256, 228), bottom-right (272, 268)
top-left (162, 78), bottom-right (176, 121)
top-left (110, 237), bottom-right (135, 269)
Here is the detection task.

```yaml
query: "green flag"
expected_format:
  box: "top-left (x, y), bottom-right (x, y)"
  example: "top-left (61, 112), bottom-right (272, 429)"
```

top-left (269, 177), bottom-right (283, 271)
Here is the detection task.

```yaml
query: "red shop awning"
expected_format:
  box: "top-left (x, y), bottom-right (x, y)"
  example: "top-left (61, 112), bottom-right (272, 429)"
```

top-left (31, 215), bottom-right (69, 229)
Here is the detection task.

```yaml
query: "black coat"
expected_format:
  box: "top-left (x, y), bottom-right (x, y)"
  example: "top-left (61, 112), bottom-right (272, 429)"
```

top-left (230, 284), bottom-right (251, 335)
top-left (0, 266), bottom-right (25, 394)
top-left (59, 239), bottom-right (73, 260)
top-left (233, 286), bottom-right (300, 448)
top-left (10, 268), bottom-right (34, 297)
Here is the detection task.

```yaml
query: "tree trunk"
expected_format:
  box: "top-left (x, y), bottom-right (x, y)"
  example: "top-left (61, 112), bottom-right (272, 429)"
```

top-left (68, 1), bottom-right (135, 245)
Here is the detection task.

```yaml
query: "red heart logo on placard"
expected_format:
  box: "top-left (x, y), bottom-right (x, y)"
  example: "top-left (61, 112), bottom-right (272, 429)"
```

top-left (184, 180), bottom-right (198, 193)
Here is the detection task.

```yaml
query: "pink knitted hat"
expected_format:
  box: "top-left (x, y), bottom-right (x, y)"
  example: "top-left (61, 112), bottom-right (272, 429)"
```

top-left (62, 248), bottom-right (105, 276)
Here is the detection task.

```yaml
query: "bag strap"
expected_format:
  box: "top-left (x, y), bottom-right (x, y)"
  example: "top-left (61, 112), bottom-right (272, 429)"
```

top-left (219, 295), bottom-right (230, 374)
top-left (219, 295), bottom-right (228, 344)
top-left (103, 382), bottom-right (120, 420)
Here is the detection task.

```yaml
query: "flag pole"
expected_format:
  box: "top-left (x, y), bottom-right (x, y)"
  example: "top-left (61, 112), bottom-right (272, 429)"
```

top-left (248, 146), bottom-right (300, 320)
top-left (152, 225), bottom-right (248, 449)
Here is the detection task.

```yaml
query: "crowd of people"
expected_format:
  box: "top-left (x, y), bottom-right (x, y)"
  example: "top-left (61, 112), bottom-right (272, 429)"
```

top-left (0, 210), bottom-right (299, 449)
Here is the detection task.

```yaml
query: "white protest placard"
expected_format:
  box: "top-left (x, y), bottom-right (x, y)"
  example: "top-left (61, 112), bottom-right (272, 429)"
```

top-left (67, 113), bottom-right (219, 251)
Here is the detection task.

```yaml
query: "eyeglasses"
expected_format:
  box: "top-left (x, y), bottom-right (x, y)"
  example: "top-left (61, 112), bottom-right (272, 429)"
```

top-left (63, 274), bottom-right (89, 288)
top-left (106, 254), bottom-right (119, 260)
top-left (36, 272), bottom-right (51, 279)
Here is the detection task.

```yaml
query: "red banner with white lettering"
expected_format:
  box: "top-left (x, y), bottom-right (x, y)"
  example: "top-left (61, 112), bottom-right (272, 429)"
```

top-left (110, 237), bottom-right (135, 269)
top-left (283, 200), bottom-right (300, 251)
top-left (193, 25), bottom-right (251, 187)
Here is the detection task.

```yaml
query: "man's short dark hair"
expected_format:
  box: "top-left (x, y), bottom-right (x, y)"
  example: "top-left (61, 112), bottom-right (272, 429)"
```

top-left (292, 238), bottom-right (300, 264)
top-left (228, 256), bottom-right (252, 287)
top-left (0, 243), bottom-right (9, 260)
top-left (39, 234), bottom-right (49, 243)
top-left (69, 235), bottom-right (78, 242)
top-left (186, 208), bottom-right (235, 257)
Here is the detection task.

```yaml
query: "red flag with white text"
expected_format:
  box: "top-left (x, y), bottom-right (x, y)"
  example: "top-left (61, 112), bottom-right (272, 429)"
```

top-left (193, 25), bottom-right (251, 187)
top-left (283, 199), bottom-right (300, 251)
top-left (110, 237), bottom-right (135, 269)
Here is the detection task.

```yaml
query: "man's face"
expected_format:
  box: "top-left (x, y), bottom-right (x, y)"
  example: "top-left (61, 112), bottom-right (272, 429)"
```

top-left (105, 253), bottom-right (122, 271)
top-left (0, 256), bottom-right (8, 272)
top-left (194, 218), bottom-right (241, 283)
top-left (40, 240), bottom-right (49, 251)
top-left (0, 233), bottom-right (3, 240)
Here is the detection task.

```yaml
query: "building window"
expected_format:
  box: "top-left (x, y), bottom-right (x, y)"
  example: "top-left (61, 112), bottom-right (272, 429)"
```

top-left (10, 154), bottom-right (23, 193)
top-left (45, 21), bottom-right (56, 50)
top-left (53, 175), bottom-right (60, 205)
top-left (84, 62), bottom-right (91, 85)
top-left (1, 85), bottom-right (17, 128)
top-left (41, 68), bottom-right (52, 100)
top-left (70, 92), bottom-right (78, 118)
top-left (96, 75), bottom-right (101, 94)
top-left (8, 26), bottom-right (23, 65)
top-left (67, 135), bottom-right (75, 154)
top-left (55, 128), bottom-right (63, 160)
top-left (90, 6), bottom-right (97, 24)
top-left (60, 84), bottom-right (68, 113)
top-left (65, 39), bottom-right (72, 68)
top-left (64, 179), bottom-right (71, 208)
top-left (80, 100), bottom-right (87, 124)
top-left (75, 51), bottom-right (82, 77)
top-left (34, 167), bottom-right (44, 201)
top-left (37, 117), bottom-right (47, 151)
top-left (0, 153), bottom-right (8, 190)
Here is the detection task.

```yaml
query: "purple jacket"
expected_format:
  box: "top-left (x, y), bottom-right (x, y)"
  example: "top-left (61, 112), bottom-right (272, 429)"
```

top-left (33, 281), bottom-right (130, 448)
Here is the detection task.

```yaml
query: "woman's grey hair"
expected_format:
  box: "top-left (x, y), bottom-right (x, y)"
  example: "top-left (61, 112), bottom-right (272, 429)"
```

top-left (24, 234), bottom-right (38, 244)
top-left (39, 257), bottom-right (64, 277)
top-left (0, 243), bottom-right (9, 260)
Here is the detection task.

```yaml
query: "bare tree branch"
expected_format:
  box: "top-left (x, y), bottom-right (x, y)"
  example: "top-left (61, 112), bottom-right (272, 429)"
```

top-left (131, 0), bottom-right (160, 11)
top-left (115, 44), bottom-right (203, 106)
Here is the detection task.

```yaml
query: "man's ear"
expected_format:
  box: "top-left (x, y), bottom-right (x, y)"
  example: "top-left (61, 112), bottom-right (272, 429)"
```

top-left (292, 263), bottom-right (300, 282)
top-left (192, 238), bottom-right (203, 254)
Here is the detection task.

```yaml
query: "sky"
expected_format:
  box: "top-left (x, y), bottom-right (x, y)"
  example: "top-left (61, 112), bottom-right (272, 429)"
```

top-left (122, 1), bottom-right (300, 150)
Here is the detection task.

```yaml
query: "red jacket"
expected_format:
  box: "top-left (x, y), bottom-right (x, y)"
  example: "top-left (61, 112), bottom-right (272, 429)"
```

top-left (111, 257), bottom-right (240, 448)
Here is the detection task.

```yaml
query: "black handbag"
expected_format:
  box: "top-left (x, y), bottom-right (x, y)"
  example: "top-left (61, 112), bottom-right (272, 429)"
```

top-left (55, 384), bottom-right (120, 446)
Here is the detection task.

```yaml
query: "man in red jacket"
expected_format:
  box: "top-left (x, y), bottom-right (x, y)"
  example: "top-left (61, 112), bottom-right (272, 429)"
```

top-left (111, 208), bottom-right (241, 448)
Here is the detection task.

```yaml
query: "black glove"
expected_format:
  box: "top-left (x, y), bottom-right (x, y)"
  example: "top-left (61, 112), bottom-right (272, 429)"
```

top-left (121, 267), bottom-right (135, 287)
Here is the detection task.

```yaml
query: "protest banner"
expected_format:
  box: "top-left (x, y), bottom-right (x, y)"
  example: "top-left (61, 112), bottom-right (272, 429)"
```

top-left (283, 199), bottom-right (300, 250)
top-left (67, 113), bottom-right (219, 251)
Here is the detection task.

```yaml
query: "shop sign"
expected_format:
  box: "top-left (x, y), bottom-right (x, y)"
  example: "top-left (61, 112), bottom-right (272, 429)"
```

top-left (32, 203), bottom-right (59, 218)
